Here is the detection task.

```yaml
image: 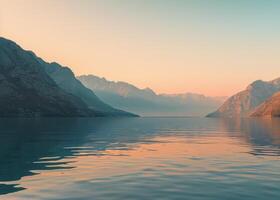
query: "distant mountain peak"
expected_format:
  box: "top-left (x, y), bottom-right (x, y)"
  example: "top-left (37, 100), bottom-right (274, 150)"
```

top-left (78, 75), bottom-right (157, 98)
top-left (269, 77), bottom-right (280, 85)
top-left (246, 80), bottom-right (265, 89)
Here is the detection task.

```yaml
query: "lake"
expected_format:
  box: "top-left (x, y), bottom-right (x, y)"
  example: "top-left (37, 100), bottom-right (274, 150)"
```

top-left (0, 117), bottom-right (279, 200)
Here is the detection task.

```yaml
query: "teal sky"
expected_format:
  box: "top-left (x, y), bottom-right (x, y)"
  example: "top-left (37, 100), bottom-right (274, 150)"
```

top-left (1, 0), bottom-right (280, 96)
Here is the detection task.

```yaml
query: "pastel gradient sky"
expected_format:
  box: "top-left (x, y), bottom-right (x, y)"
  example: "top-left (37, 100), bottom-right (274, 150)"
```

top-left (1, 0), bottom-right (280, 96)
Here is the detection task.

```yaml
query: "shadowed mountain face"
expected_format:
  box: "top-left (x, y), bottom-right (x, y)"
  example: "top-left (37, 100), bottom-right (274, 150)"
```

top-left (207, 79), bottom-right (280, 118)
top-left (0, 37), bottom-right (136, 117)
top-left (78, 75), bottom-right (226, 116)
top-left (41, 63), bottom-right (136, 116)
top-left (251, 92), bottom-right (280, 117)
top-left (0, 37), bottom-right (95, 117)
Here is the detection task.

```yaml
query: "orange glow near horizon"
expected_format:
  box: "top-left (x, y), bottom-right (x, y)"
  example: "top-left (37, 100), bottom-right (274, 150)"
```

top-left (1, 0), bottom-right (280, 96)
top-left (4, 132), bottom-right (276, 199)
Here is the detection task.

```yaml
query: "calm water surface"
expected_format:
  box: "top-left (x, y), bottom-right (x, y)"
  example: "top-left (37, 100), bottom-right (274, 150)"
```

top-left (0, 117), bottom-right (279, 200)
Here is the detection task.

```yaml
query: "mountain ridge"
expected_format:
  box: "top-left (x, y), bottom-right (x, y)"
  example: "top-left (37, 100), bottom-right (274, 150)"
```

top-left (0, 37), bottom-right (137, 117)
top-left (78, 75), bottom-right (226, 116)
top-left (0, 37), bottom-right (94, 117)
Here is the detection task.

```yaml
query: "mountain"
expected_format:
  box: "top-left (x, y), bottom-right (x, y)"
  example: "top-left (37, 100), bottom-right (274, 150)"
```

top-left (77, 75), bottom-right (226, 116)
top-left (250, 92), bottom-right (280, 117)
top-left (207, 78), bottom-right (280, 118)
top-left (0, 37), bottom-right (136, 117)
top-left (0, 37), bottom-right (94, 117)
top-left (40, 62), bottom-right (136, 116)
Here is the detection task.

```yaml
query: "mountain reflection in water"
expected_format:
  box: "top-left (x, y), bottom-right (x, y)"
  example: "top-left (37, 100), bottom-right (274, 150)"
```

top-left (0, 117), bottom-right (279, 200)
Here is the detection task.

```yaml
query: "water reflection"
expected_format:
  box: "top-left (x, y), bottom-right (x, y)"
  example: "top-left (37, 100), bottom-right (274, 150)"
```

top-left (0, 117), bottom-right (175, 195)
top-left (0, 117), bottom-right (279, 199)
top-left (218, 118), bottom-right (280, 156)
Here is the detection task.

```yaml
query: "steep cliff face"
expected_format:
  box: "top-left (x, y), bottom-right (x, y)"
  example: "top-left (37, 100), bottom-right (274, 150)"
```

top-left (250, 92), bottom-right (280, 117)
top-left (207, 79), bottom-right (280, 118)
top-left (0, 37), bottom-right (94, 117)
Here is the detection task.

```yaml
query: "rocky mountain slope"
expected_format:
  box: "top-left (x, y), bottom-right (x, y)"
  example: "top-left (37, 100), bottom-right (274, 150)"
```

top-left (40, 62), bottom-right (135, 116)
top-left (78, 75), bottom-right (226, 116)
top-left (0, 37), bottom-right (94, 117)
top-left (0, 37), bottom-right (136, 117)
top-left (250, 92), bottom-right (280, 117)
top-left (207, 79), bottom-right (280, 118)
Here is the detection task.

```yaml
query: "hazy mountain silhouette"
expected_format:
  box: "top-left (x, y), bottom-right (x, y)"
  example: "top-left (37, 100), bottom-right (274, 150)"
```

top-left (0, 37), bottom-right (136, 117)
top-left (78, 75), bottom-right (226, 116)
top-left (207, 78), bottom-right (280, 118)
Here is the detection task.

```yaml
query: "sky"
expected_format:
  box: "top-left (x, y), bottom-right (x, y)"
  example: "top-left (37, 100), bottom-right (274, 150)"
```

top-left (1, 0), bottom-right (280, 96)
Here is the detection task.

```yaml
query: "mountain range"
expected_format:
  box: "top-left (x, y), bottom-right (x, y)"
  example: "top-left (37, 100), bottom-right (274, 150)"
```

top-left (2, 36), bottom-right (280, 118)
top-left (0, 37), bottom-right (136, 117)
top-left (78, 75), bottom-right (227, 116)
top-left (207, 78), bottom-right (280, 118)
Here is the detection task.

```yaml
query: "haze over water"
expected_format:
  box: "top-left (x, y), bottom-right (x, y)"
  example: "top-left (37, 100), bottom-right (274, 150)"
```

top-left (0, 117), bottom-right (279, 200)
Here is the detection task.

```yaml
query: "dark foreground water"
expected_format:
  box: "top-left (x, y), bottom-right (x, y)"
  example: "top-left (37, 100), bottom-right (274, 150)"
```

top-left (0, 117), bottom-right (279, 200)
